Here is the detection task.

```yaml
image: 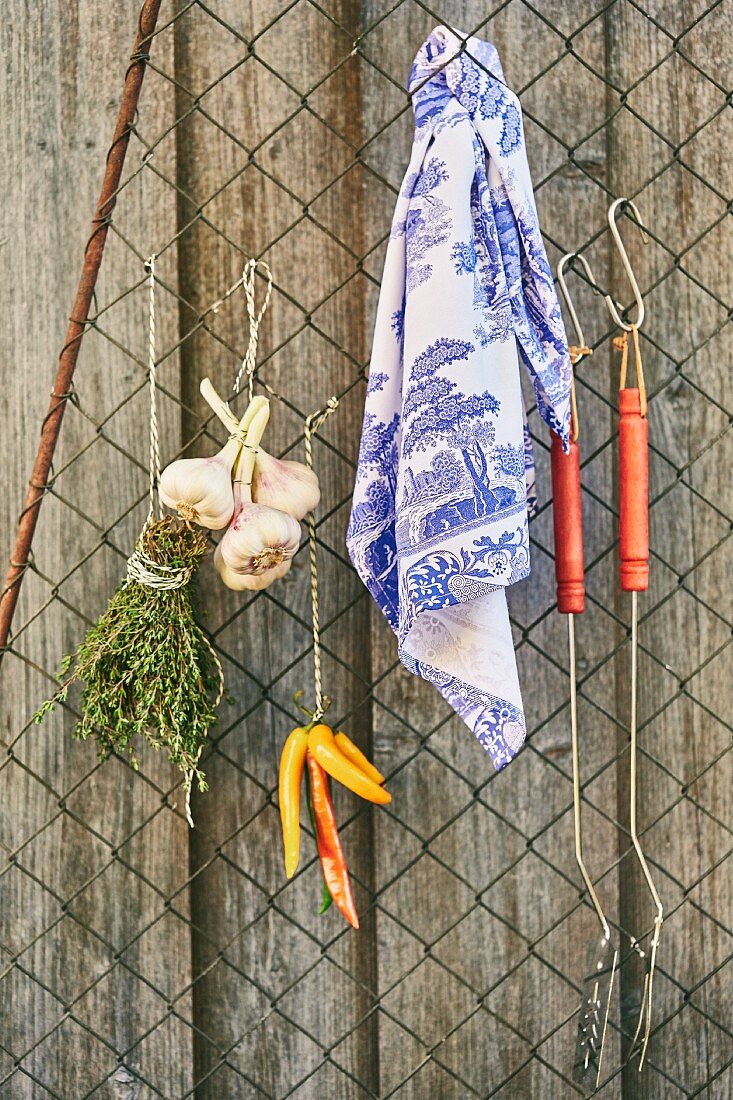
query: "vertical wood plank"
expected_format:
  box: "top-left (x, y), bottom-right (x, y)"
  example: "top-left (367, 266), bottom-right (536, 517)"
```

top-left (172, 3), bottom-right (378, 1095)
top-left (0, 3), bottom-right (193, 1097)
top-left (607, 3), bottom-right (733, 1096)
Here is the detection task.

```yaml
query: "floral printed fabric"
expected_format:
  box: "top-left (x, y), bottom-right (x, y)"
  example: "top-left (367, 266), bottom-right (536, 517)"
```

top-left (346, 27), bottom-right (572, 770)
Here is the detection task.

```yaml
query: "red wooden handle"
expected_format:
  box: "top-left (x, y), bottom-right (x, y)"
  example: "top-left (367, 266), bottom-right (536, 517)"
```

top-left (619, 388), bottom-right (649, 592)
top-left (551, 433), bottom-right (585, 614)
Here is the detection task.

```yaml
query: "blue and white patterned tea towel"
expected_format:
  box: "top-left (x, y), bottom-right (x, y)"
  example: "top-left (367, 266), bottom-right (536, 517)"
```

top-left (346, 27), bottom-right (572, 770)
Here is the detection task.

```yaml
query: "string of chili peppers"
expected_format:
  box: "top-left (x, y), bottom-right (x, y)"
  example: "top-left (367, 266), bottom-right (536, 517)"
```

top-left (277, 402), bottom-right (392, 929)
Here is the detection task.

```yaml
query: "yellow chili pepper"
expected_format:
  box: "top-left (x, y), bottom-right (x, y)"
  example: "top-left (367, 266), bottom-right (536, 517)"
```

top-left (334, 731), bottom-right (385, 786)
top-left (279, 726), bottom-right (309, 877)
top-left (308, 724), bottom-right (391, 805)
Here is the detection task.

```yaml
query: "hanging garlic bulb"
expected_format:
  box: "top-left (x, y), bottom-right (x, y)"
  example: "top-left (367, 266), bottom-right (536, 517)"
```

top-left (213, 543), bottom-right (292, 590)
top-left (159, 438), bottom-right (238, 529)
top-left (251, 450), bottom-right (320, 520)
top-left (219, 501), bottom-right (301, 576)
top-left (159, 396), bottom-right (268, 529)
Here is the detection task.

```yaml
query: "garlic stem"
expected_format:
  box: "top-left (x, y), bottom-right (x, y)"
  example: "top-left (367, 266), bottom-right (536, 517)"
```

top-left (234, 401), bottom-right (271, 504)
top-left (205, 395), bottom-right (268, 491)
top-left (202, 381), bottom-right (318, 519)
top-left (234, 395), bottom-right (269, 440)
top-left (218, 435), bottom-right (243, 469)
top-left (200, 377), bottom-right (244, 435)
top-left (199, 379), bottom-right (267, 455)
top-left (200, 379), bottom-right (269, 465)
top-left (200, 377), bottom-right (237, 432)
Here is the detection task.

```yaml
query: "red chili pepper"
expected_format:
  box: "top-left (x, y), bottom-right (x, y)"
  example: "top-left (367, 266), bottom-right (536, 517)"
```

top-left (304, 761), bottom-right (333, 915)
top-left (306, 751), bottom-right (359, 929)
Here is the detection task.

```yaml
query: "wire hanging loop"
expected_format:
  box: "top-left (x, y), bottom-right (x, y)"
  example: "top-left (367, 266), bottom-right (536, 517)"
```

top-left (557, 251), bottom-right (598, 444)
top-left (303, 396), bottom-right (339, 723)
top-left (233, 258), bottom-right (273, 401)
top-left (144, 254), bottom-right (161, 523)
top-left (613, 324), bottom-right (647, 418)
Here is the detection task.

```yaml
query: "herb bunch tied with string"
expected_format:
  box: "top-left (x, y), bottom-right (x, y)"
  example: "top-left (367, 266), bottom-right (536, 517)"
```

top-left (35, 516), bottom-right (221, 795)
top-left (35, 257), bottom-right (224, 814)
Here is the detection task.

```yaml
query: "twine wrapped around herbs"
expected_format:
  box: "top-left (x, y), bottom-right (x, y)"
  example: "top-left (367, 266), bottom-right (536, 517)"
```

top-left (35, 258), bottom-right (223, 825)
top-left (36, 519), bottom-right (222, 808)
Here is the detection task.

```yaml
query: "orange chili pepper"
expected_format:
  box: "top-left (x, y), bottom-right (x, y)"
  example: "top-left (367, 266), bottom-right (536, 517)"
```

top-left (306, 752), bottom-right (359, 929)
top-left (308, 724), bottom-right (391, 804)
top-left (279, 726), bottom-right (309, 878)
top-left (334, 731), bottom-right (385, 786)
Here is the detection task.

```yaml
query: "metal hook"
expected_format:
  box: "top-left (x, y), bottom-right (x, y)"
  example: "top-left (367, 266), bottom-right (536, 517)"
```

top-left (557, 253), bottom-right (598, 443)
top-left (557, 252), bottom-right (600, 353)
top-left (606, 198), bottom-right (648, 332)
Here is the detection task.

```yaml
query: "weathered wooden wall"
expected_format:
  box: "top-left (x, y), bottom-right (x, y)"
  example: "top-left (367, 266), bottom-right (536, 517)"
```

top-left (1, 2), bottom-right (730, 1098)
top-left (172, 3), bottom-right (377, 1095)
top-left (0, 4), bottom-right (193, 1097)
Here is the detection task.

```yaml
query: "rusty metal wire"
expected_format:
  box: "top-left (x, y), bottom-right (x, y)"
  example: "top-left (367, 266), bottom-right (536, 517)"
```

top-left (1, 1), bottom-right (731, 1097)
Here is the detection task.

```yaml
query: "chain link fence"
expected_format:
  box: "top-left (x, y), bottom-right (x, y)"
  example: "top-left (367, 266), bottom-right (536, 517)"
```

top-left (1, 1), bottom-right (731, 1097)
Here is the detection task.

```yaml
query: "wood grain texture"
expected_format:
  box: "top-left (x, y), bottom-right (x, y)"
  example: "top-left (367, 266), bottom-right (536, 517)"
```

top-left (172, 2), bottom-right (378, 1096)
top-left (0, 4), bottom-right (193, 1098)
top-left (607, 4), bottom-right (733, 1096)
top-left (0, 2), bottom-right (731, 1097)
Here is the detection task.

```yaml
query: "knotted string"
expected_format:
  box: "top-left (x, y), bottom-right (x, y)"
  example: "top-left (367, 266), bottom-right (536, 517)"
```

top-left (304, 397), bottom-right (339, 722)
top-left (233, 258), bottom-right (273, 401)
top-left (614, 324), bottom-right (647, 417)
top-left (568, 344), bottom-right (592, 366)
top-left (568, 344), bottom-right (592, 443)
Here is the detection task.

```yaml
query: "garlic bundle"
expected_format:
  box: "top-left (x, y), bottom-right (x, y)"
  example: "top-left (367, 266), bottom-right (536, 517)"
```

top-left (251, 449), bottom-right (320, 520)
top-left (208, 398), bottom-right (302, 592)
top-left (199, 377), bottom-right (320, 521)
top-left (159, 396), bottom-right (268, 529)
top-left (178, 377), bottom-right (322, 594)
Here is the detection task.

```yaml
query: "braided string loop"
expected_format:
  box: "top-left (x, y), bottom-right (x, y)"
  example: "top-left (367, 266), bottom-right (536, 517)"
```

top-left (303, 396), bottom-right (339, 722)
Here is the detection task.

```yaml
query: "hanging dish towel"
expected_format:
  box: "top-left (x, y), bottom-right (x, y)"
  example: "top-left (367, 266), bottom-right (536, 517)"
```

top-left (346, 27), bottom-right (572, 770)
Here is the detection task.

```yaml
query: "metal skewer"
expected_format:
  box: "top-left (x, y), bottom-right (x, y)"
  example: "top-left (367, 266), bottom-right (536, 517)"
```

top-left (555, 254), bottom-right (617, 1093)
top-left (606, 199), bottom-right (663, 1069)
top-left (568, 610), bottom-right (618, 1088)
top-left (626, 590), bottom-right (664, 1066)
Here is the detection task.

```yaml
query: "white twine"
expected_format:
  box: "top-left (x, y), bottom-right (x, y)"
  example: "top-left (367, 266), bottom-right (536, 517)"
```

top-left (145, 255), bottom-right (161, 522)
top-left (232, 258), bottom-right (273, 400)
top-left (304, 397), bottom-right (339, 721)
top-left (183, 750), bottom-right (203, 830)
top-left (125, 546), bottom-right (196, 590)
top-left (126, 256), bottom-right (193, 592)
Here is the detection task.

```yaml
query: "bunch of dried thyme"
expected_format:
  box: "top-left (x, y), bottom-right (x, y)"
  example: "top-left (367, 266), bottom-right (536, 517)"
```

top-left (35, 517), bottom-right (222, 802)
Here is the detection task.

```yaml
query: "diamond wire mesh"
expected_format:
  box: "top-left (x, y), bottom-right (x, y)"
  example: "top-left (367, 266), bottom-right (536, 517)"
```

top-left (1, 1), bottom-right (731, 1097)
